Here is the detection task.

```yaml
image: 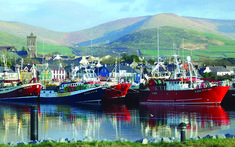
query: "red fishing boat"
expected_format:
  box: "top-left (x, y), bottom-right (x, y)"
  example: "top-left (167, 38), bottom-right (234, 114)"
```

top-left (102, 82), bottom-right (131, 103)
top-left (100, 59), bottom-right (131, 103)
top-left (139, 56), bottom-right (230, 105)
top-left (0, 62), bottom-right (42, 101)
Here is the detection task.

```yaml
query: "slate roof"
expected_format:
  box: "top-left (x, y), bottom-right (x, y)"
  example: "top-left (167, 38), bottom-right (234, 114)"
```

top-left (11, 65), bottom-right (34, 72)
top-left (64, 65), bottom-right (73, 73)
top-left (0, 46), bottom-right (16, 51)
top-left (63, 57), bottom-right (82, 66)
top-left (48, 65), bottom-right (65, 70)
top-left (36, 64), bottom-right (47, 72)
top-left (166, 64), bottom-right (177, 72)
top-left (105, 64), bottom-right (137, 73)
top-left (11, 51), bottom-right (28, 56)
top-left (208, 66), bottom-right (231, 73)
top-left (225, 66), bottom-right (235, 72)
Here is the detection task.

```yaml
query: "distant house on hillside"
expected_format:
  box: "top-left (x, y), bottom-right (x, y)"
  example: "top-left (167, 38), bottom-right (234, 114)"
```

top-left (53, 55), bottom-right (62, 60)
top-left (0, 46), bottom-right (17, 52)
top-left (0, 46), bottom-right (29, 58)
top-left (200, 66), bottom-right (232, 76)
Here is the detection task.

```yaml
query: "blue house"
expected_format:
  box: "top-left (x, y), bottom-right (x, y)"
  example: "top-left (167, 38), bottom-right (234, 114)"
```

top-left (94, 66), bottom-right (110, 80)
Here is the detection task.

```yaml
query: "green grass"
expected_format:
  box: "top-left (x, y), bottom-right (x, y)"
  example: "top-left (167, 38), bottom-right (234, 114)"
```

top-left (0, 30), bottom-right (27, 49)
top-left (37, 44), bottom-right (73, 56)
top-left (141, 45), bottom-right (235, 61)
top-left (106, 26), bottom-right (235, 60)
top-left (3, 138), bottom-right (235, 147)
top-left (203, 33), bottom-right (235, 45)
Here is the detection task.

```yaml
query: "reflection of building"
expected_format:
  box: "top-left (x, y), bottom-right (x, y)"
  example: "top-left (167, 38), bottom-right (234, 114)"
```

top-left (27, 32), bottom-right (37, 58)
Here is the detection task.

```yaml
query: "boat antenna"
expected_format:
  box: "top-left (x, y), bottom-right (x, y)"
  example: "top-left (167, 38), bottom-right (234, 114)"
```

top-left (182, 38), bottom-right (184, 63)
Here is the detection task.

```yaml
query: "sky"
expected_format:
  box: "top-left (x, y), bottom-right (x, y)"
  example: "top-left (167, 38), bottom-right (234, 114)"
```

top-left (0, 0), bottom-right (235, 32)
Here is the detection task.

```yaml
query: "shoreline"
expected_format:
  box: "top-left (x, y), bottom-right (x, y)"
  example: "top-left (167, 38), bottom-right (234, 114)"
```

top-left (4, 133), bottom-right (235, 146)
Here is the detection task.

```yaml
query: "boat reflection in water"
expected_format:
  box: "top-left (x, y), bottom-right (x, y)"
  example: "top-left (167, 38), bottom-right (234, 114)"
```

top-left (139, 104), bottom-right (230, 139)
top-left (0, 102), bottom-right (231, 143)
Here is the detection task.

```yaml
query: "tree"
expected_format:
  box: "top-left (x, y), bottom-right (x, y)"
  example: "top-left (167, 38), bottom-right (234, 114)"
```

top-left (100, 56), bottom-right (116, 64)
top-left (148, 58), bottom-right (155, 65)
top-left (122, 54), bottom-right (140, 62)
top-left (23, 58), bottom-right (40, 65)
top-left (21, 46), bottom-right (27, 51)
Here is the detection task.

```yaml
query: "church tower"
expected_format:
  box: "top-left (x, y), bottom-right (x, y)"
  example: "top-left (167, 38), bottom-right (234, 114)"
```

top-left (27, 32), bottom-right (37, 58)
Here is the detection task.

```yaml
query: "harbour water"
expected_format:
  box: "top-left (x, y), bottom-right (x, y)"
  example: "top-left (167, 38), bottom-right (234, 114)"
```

top-left (0, 101), bottom-right (234, 143)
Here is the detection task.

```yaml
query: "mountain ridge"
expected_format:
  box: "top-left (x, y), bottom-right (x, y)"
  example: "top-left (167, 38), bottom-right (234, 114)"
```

top-left (1, 13), bottom-right (235, 49)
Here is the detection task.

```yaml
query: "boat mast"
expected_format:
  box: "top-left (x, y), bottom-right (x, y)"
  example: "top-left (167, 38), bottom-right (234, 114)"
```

top-left (31, 63), bottom-right (37, 83)
top-left (173, 54), bottom-right (181, 79)
top-left (2, 55), bottom-right (8, 79)
top-left (186, 56), bottom-right (193, 88)
top-left (157, 26), bottom-right (160, 75)
top-left (115, 57), bottom-right (118, 83)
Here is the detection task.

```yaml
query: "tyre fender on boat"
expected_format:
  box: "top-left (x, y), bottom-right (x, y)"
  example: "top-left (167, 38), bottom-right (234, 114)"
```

top-left (33, 89), bottom-right (39, 96)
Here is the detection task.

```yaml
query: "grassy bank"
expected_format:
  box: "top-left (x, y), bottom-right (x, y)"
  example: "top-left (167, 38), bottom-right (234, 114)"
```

top-left (2, 138), bottom-right (235, 147)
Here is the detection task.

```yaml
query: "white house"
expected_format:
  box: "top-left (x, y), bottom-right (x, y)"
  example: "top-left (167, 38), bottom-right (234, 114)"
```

top-left (49, 64), bottom-right (66, 81)
top-left (202, 66), bottom-right (232, 76)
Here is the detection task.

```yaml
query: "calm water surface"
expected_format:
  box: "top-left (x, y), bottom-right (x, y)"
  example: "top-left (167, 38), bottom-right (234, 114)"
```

top-left (0, 101), bottom-right (234, 143)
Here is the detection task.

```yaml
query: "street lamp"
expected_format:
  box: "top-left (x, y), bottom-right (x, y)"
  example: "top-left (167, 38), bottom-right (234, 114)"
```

top-left (113, 51), bottom-right (126, 83)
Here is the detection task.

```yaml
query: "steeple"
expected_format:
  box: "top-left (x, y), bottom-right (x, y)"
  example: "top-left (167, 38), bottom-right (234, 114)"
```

top-left (27, 32), bottom-right (37, 58)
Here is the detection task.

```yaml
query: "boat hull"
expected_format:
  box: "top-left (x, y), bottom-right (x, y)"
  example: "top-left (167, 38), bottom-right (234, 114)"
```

top-left (140, 86), bottom-right (230, 105)
top-left (39, 86), bottom-right (106, 104)
top-left (221, 88), bottom-right (235, 107)
top-left (102, 83), bottom-right (131, 103)
top-left (0, 83), bottom-right (42, 101)
top-left (125, 87), bottom-right (140, 104)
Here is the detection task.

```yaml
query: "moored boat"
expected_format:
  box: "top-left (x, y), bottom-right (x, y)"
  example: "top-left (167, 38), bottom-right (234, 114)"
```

top-left (0, 60), bottom-right (42, 101)
top-left (100, 59), bottom-right (131, 103)
top-left (140, 78), bottom-right (230, 105)
top-left (139, 56), bottom-right (230, 105)
top-left (0, 82), bottom-right (42, 101)
top-left (39, 81), bottom-right (106, 103)
top-left (102, 82), bottom-right (131, 103)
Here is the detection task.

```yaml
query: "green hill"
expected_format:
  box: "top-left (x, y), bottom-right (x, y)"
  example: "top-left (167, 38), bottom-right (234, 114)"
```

top-left (0, 30), bottom-right (27, 48)
top-left (104, 26), bottom-right (235, 59)
top-left (1, 13), bottom-right (235, 48)
top-left (0, 30), bottom-right (73, 55)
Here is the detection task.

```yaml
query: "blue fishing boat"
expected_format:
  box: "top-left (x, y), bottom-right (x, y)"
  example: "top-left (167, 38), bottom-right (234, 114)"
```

top-left (39, 81), bottom-right (106, 103)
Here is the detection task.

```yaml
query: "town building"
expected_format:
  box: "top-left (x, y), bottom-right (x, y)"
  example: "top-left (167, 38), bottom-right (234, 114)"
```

top-left (27, 32), bottom-right (37, 58)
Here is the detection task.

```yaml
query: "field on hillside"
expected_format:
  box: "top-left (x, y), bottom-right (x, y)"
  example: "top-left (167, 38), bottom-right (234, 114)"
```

top-left (37, 43), bottom-right (73, 56)
top-left (141, 45), bottom-right (235, 61)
